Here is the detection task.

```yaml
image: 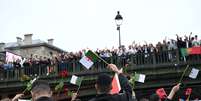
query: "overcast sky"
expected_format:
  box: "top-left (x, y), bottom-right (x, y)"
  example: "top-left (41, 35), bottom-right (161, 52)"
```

top-left (0, 0), bottom-right (201, 52)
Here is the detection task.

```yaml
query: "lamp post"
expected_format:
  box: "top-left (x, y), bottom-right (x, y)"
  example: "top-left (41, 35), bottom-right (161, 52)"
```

top-left (115, 11), bottom-right (123, 48)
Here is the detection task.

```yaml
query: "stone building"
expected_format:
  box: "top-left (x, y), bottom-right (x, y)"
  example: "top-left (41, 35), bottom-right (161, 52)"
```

top-left (0, 34), bottom-right (65, 59)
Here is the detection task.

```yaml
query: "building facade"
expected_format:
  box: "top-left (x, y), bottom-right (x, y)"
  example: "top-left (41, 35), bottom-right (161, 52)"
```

top-left (0, 34), bottom-right (65, 59)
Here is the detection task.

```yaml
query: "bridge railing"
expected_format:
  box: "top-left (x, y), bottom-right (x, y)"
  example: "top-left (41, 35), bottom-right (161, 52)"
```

top-left (0, 49), bottom-right (201, 80)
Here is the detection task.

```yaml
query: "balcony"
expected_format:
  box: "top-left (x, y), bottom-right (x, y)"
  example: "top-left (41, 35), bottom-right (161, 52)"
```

top-left (0, 49), bottom-right (201, 100)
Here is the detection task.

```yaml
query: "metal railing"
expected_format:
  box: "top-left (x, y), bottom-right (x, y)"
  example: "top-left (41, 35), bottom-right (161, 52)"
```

top-left (0, 49), bottom-right (201, 81)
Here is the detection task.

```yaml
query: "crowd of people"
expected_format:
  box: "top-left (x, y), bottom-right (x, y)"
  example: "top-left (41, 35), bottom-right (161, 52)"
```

top-left (7, 64), bottom-right (182, 101)
top-left (0, 33), bottom-right (201, 79)
top-left (0, 33), bottom-right (200, 100)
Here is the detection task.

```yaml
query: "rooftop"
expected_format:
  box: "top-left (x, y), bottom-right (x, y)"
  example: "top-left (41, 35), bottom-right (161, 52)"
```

top-left (5, 39), bottom-right (45, 48)
top-left (4, 35), bottom-right (66, 52)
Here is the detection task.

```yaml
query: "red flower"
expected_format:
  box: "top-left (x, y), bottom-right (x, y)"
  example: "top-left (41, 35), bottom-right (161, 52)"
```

top-left (59, 70), bottom-right (68, 78)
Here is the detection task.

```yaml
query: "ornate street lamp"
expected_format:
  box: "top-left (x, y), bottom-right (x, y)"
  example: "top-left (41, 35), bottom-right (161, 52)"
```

top-left (115, 11), bottom-right (123, 48)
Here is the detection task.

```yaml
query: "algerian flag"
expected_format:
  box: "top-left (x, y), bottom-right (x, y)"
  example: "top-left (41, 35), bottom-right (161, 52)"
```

top-left (70, 75), bottom-right (83, 86)
top-left (180, 47), bottom-right (201, 57)
top-left (79, 56), bottom-right (93, 69)
top-left (189, 68), bottom-right (199, 79)
top-left (111, 73), bottom-right (121, 94)
top-left (180, 48), bottom-right (191, 57)
top-left (79, 50), bottom-right (98, 69)
top-left (135, 73), bottom-right (146, 83)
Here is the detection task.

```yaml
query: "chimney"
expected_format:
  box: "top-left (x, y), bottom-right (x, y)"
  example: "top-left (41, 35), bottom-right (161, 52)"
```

top-left (16, 37), bottom-right (22, 45)
top-left (24, 34), bottom-right (33, 45)
top-left (47, 39), bottom-right (54, 45)
top-left (0, 42), bottom-right (5, 52)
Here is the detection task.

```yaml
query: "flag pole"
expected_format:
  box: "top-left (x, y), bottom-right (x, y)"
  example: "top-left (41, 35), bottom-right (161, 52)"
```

top-left (178, 65), bottom-right (189, 83)
top-left (90, 50), bottom-right (109, 65)
top-left (76, 81), bottom-right (82, 94)
top-left (76, 77), bottom-right (84, 94)
top-left (183, 56), bottom-right (186, 62)
top-left (22, 88), bottom-right (27, 94)
top-left (186, 94), bottom-right (191, 101)
top-left (76, 85), bottom-right (81, 94)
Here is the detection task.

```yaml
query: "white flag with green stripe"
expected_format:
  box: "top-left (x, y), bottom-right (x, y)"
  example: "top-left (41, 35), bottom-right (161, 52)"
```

top-left (79, 50), bottom-right (98, 69)
top-left (189, 68), bottom-right (199, 79)
top-left (70, 75), bottom-right (83, 86)
top-left (135, 73), bottom-right (146, 83)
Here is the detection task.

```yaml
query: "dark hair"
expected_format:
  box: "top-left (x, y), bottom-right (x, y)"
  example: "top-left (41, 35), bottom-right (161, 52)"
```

top-left (149, 94), bottom-right (160, 101)
top-left (96, 73), bottom-right (112, 93)
top-left (35, 97), bottom-right (53, 101)
top-left (31, 80), bottom-right (51, 94)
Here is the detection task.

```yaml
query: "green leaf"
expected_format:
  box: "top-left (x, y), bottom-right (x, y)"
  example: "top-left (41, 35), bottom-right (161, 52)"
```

top-left (129, 73), bottom-right (136, 89)
top-left (55, 81), bottom-right (64, 91)
top-left (67, 91), bottom-right (73, 96)
top-left (20, 74), bottom-right (31, 81)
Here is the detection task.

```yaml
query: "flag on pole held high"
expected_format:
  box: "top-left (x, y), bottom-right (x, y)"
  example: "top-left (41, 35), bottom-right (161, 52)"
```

top-left (79, 50), bottom-right (98, 69)
top-left (180, 47), bottom-right (201, 57)
top-left (70, 75), bottom-right (83, 86)
top-left (134, 73), bottom-right (146, 83)
top-left (189, 68), bottom-right (199, 79)
top-left (111, 73), bottom-right (121, 94)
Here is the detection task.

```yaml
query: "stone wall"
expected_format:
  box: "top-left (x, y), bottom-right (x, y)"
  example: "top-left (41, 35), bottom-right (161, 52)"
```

top-left (7, 46), bottom-right (61, 59)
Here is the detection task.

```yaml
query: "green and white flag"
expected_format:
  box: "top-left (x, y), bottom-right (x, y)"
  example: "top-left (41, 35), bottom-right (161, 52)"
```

top-left (79, 50), bottom-right (98, 69)
top-left (135, 73), bottom-right (146, 83)
top-left (70, 75), bottom-right (83, 86)
top-left (189, 68), bottom-right (199, 79)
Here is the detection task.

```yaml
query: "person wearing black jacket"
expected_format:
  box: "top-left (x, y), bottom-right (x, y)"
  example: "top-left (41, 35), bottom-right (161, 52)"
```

top-left (31, 80), bottom-right (53, 101)
top-left (88, 64), bottom-right (135, 101)
top-left (12, 80), bottom-right (53, 101)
